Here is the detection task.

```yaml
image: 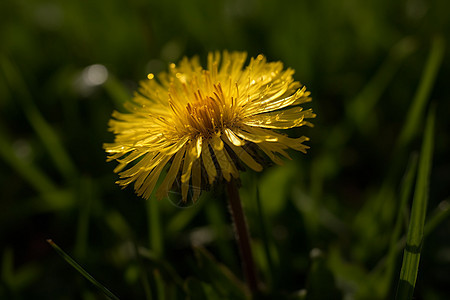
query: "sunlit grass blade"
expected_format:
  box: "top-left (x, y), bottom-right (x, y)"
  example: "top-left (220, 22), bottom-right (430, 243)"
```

top-left (0, 56), bottom-right (77, 180)
top-left (353, 36), bottom-right (444, 267)
top-left (370, 153), bottom-right (418, 298)
top-left (396, 106), bottom-right (435, 300)
top-left (396, 36), bottom-right (444, 152)
top-left (47, 239), bottom-right (120, 300)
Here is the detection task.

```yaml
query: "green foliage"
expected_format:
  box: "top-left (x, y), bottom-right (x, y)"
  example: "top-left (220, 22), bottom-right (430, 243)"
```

top-left (1, 0), bottom-right (449, 299)
top-left (396, 107), bottom-right (435, 299)
top-left (47, 240), bottom-right (120, 300)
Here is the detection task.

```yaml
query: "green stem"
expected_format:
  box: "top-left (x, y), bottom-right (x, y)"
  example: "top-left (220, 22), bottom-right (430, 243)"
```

top-left (226, 180), bottom-right (259, 292)
top-left (47, 239), bottom-right (120, 300)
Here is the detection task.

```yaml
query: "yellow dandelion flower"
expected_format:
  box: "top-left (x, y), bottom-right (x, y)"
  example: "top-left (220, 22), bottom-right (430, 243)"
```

top-left (104, 51), bottom-right (315, 202)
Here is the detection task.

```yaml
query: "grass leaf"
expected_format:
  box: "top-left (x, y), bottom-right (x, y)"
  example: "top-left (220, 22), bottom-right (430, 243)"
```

top-left (47, 239), bottom-right (121, 300)
top-left (396, 36), bottom-right (444, 152)
top-left (396, 106), bottom-right (435, 300)
top-left (371, 153), bottom-right (418, 298)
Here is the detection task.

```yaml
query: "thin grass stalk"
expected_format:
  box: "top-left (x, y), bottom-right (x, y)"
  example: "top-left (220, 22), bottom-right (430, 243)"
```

top-left (396, 106), bottom-right (435, 300)
top-left (47, 239), bottom-right (120, 300)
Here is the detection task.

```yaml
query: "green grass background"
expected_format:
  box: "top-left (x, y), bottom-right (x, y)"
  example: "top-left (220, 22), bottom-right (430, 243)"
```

top-left (1, 0), bottom-right (449, 299)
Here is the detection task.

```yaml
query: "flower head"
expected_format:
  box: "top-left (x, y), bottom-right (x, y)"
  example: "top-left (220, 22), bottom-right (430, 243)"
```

top-left (104, 51), bottom-right (315, 202)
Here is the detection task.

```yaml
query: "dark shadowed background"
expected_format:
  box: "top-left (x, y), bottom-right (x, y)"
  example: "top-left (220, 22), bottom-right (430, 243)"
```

top-left (1, 0), bottom-right (449, 299)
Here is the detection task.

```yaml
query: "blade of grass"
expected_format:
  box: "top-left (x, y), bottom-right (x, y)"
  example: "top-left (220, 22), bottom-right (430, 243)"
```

top-left (396, 106), bottom-right (435, 300)
top-left (385, 35), bottom-right (444, 181)
top-left (369, 198), bottom-right (450, 293)
top-left (0, 56), bottom-right (77, 180)
top-left (353, 36), bottom-right (444, 264)
top-left (47, 239), bottom-right (120, 300)
top-left (370, 153), bottom-right (418, 298)
top-left (396, 36), bottom-right (444, 152)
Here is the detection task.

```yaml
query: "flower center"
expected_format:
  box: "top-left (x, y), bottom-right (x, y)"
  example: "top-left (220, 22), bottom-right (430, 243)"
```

top-left (182, 84), bottom-right (236, 139)
top-left (185, 95), bottom-right (223, 137)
